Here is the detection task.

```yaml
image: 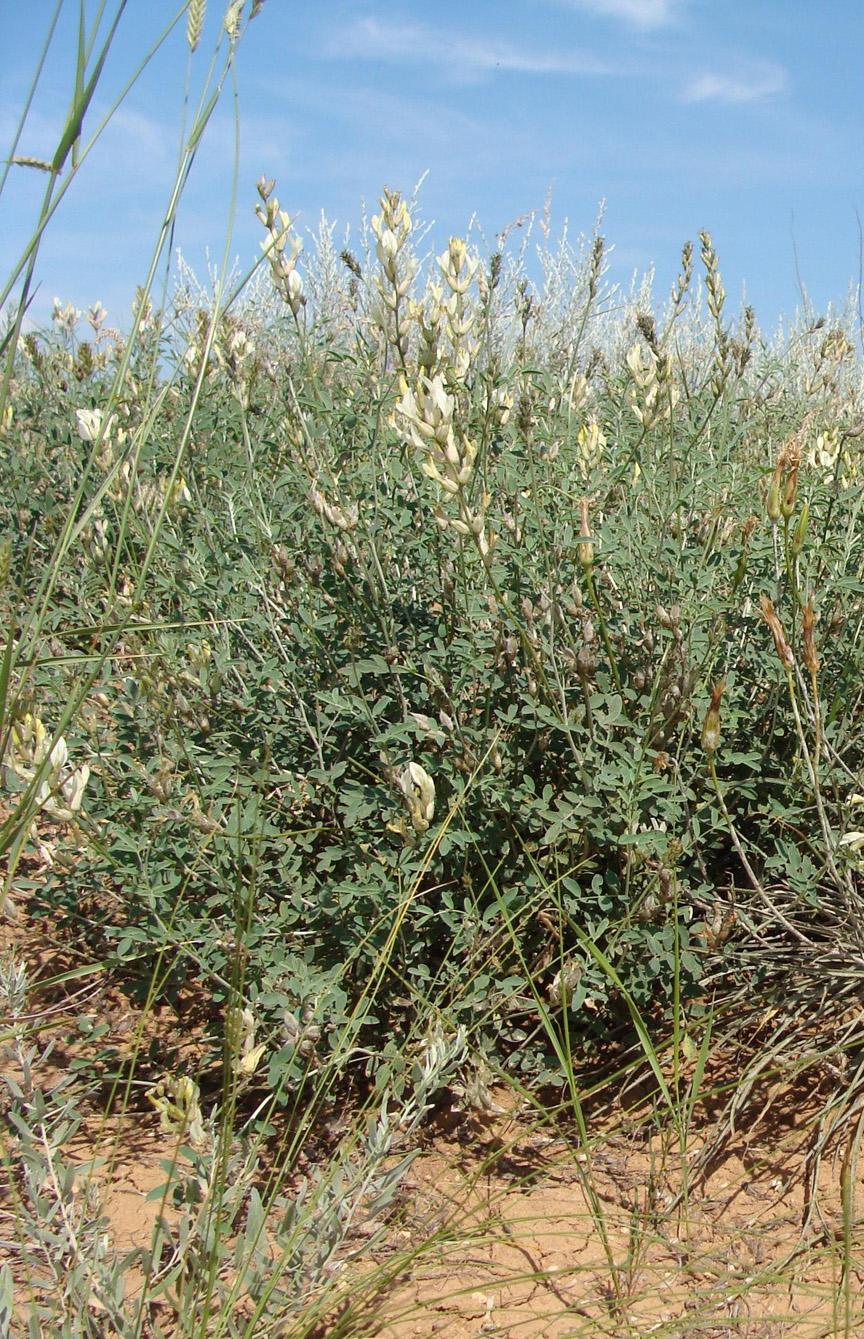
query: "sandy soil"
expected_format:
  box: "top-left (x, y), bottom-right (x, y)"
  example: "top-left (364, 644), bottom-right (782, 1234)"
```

top-left (4, 901), bottom-right (864, 1338)
top-left (369, 1085), bottom-right (864, 1338)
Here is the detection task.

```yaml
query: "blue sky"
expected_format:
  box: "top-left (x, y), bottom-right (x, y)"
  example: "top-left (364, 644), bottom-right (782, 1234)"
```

top-left (2, 0), bottom-right (863, 331)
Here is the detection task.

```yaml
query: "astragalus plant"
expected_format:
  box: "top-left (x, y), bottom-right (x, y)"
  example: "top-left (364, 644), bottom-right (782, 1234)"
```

top-left (8, 168), bottom-right (864, 1090)
top-left (5, 5), bottom-right (864, 1333)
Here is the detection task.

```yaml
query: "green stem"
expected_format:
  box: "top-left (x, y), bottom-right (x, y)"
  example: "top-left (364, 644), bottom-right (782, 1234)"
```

top-left (583, 562), bottom-right (623, 696)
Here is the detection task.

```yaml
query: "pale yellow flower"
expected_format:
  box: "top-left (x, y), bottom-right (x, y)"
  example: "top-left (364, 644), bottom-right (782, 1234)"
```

top-left (398, 761), bottom-right (436, 832)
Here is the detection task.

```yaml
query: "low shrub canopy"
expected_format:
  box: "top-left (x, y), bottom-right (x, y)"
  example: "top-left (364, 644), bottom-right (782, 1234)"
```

top-left (4, 191), bottom-right (864, 1089)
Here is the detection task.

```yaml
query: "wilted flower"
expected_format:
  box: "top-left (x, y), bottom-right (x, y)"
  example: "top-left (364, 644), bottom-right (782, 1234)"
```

top-left (759, 594), bottom-right (794, 670)
top-left (309, 484), bottom-right (359, 531)
top-left (568, 372), bottom-right (589, 414)
top-left (548, 959), bottom-right (582, 1007)
top-left (701, 678), bottom-right (726, 756)
top-left (282, 1008), bottom-right (322, 1060)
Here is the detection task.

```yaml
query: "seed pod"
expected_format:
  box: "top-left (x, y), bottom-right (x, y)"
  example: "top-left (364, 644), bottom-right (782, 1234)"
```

top-left (781, 463), bottom-right (799, 519)
top-left (766, 461), bottom-right (782, 524)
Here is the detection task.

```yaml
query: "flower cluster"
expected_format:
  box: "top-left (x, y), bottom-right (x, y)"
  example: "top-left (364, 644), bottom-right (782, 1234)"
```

top-left (76, 407), bottom-right (190, 517)
top-left (51, 298), bottom-right (79, 332)
top-left (398, 761), bottom-right (436, 834)
top-left (225, 1004), bottom-right (266, 1079)
top-left (212, 319), bottom-right (257, 409)
top-left (256, 176), bottom-right (305, 318)
top-left (436, 236), bottom-right (479, 380)
top-left (398, 375), bottom-right (469, 494)
top-left (577, 418), bottom-right (606, 477)
top-left (148, 1075), bottom-right (209, 1150)
top-left (410, 283), bottom-right (448, 378)
top-left (626, 343), bottom-right (679, 430)
top-left (807, 426), bottom-right (859, 485)
top-left (397, 374), bottom-right (495, 563)
top-left (4, 713), bottom-right (90, 822)
top-left (407, 237), bottom-right (480, 383)
top-left (372, 188), bottom-right (417, 364)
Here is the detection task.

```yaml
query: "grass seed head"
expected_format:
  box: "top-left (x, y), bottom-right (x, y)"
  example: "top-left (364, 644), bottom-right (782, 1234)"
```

top-left (186, 0), bottom-right (206, 51)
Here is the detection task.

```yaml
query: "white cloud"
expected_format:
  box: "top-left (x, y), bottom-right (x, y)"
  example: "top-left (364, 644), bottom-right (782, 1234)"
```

top-left (323, 17), bottom-right (614, 78)
top-left (264, 75), bottom-right (483, 143)
top-left (682, 60), bottom-right (788, 105)
top-left (563, 0), bottom-right (681, 29)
